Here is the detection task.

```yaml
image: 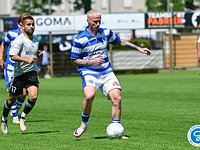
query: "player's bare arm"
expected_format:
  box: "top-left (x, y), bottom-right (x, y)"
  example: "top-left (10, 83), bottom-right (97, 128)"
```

top-left (73, 57), bottom-right (104, 66)
top-left (120, 39), bottom-right (151, 55)
top-left (11, 55), bottom-right (36, 64)
top-left (0, 43), bottom-right (5, 68)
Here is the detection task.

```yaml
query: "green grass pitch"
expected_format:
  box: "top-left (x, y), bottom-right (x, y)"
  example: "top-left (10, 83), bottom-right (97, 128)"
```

top-left (0, 70), bottom-right (200, 150)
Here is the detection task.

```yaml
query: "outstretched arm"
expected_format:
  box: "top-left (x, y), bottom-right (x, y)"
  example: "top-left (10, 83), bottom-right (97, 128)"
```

top-left (120, 39), bottom-right (151, 55)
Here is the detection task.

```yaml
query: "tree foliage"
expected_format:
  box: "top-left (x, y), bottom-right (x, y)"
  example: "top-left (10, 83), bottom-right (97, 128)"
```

top-left (73, 0), bottom-right (92, 14)
top-left (146, 0), bottom-right (200, 12)
top-left (13, 0), bottom-right (62, 15)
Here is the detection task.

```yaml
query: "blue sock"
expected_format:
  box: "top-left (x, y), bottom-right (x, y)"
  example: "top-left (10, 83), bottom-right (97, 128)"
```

top-left (16, 96), bottom-right (24, 112)
top-left (112, 119), bottom-right (120, 123)
top-left (82, 113), bottom-right (90, 123)
top-left (11, 102), bottom-right (18, 117)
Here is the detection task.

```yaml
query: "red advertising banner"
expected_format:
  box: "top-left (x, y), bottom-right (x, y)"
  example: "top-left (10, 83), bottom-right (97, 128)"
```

top-left (145, 12), bottom-right (200, 29)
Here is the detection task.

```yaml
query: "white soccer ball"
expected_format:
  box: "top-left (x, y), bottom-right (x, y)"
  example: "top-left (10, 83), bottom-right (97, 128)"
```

top-left (106, 123), bottom-right (124, 138)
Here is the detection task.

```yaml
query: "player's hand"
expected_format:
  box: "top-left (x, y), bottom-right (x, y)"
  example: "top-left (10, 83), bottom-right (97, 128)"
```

top-left (92, 57), bottom-right (104, 66)
top-left (27, 57), bottom-right (36, 64)
top-left (139, 47), bottom-right (151, 56)
top-left (0, 59), bottom-right (5, 68)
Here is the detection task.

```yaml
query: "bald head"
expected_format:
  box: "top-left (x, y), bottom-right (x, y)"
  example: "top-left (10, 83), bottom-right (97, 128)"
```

top-left (86, 10), bottom-right (101, 35)
top-left (87, 10), bottom-right (101, 19)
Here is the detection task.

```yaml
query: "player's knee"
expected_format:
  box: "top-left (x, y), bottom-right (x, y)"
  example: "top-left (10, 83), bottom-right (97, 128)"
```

top-left (85, 94), bottom-right (95, 102)
top-left (111, 95), bottom-right (121, 106)
top-left (29, 94), bottom-right (38, 102)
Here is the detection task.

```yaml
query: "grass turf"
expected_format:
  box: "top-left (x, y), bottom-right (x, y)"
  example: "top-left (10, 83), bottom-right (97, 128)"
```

top-left (0, 70), bottom-right (199, 150)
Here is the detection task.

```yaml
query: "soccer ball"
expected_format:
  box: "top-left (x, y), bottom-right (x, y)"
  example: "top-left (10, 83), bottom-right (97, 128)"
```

top-left (106, 123), bottom-right (124, 138)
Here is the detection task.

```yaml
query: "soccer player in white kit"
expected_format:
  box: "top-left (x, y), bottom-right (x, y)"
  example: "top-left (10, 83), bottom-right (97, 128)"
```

top-left (71, 9), bottom-right (151, 138)
top-left (1, 15), bottom-right (42, 134)
top-left (0, 13), bottom-right (29, 124)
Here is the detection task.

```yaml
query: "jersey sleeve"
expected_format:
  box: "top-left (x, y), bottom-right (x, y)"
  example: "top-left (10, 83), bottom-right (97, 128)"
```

top-left (70, 36), bottom-right (82, 60)
top-left (2, 31), bottom-right (11, 46)
top-left (108, 29), bottom-right (121, 45)
top-left (9, 35), bottom-right (23, 56)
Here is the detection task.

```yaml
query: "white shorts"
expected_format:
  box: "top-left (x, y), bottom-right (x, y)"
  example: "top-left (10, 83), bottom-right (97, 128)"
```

top-left (82, 72), bottom-right (121, 97)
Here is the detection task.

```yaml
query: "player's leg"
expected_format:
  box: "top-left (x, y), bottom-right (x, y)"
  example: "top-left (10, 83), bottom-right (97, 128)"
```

top-left (73, 85), bottom-right (96, 138)
top-left (101, 72), bottom-right (122, 123)
top-left (16, 89), bottom-right (27, 113)
top-left (104, 73), bottom-right (128, 139)
top-left (1, 75), bottom-right (24, 134)
top-left (1, 94), bottom-right (19, 134)
top-left (19, 71), bottom-right (39, 132)
top-left (108, 89), bottom-right (122, 123)
top-left (19, 86), bottom-right (38, 132)
top-left (73, 75), bottom-right (98, 138)
top-left (12, 89), bottom-right (26, 124)
top-left (4, 68), bottom-right (21, 123)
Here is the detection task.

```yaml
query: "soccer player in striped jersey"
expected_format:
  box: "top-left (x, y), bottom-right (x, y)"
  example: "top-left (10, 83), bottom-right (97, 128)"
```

top-left (0, 13), bottom-right (30, 124)
top-left (1, 14), bottom-right (42, 134)
top-left (71, 9), bottom-right (151, 138)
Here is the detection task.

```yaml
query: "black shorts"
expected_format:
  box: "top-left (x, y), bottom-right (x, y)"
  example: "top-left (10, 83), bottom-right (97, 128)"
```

top-left (9, 71), bottom-right (39, 96)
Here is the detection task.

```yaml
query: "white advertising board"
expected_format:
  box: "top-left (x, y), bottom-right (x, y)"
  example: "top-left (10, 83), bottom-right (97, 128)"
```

top-left (101, 13), bottom-right (145, 29)
top-left (33, 13), bottom-right (145, 34)
top-left (33, 16), bottom-right (74, 34)
top-left (74, 13), bottom-right (145, 31)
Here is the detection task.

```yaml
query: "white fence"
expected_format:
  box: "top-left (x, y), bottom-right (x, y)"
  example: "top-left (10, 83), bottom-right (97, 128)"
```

top-left (112, 50), bottom-right (163, 70)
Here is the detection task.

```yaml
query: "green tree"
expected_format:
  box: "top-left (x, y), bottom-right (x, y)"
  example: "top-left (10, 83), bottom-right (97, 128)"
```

top-left (73, 0), bottom-right (92, 14)
top-left (146, 0), bottom-right (200, 12)
top-left (13, 0), bottom-right (62, 15)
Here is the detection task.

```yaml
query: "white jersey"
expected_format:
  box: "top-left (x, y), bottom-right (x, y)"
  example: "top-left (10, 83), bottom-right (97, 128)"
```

top-left (9, 33), bottom-right (39, 77)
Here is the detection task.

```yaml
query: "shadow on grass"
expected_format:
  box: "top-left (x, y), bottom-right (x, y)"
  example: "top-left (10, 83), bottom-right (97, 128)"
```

top-left (73, 136), bottom-right (108, 141)
top-left (94, 135), bottom-right (130, 140)
top-left (27, 119), bottom-right (54, 123)
top-left (93, 136), bottom-right (108, 139)
top-left (21, 130), bottom-right (60, 135)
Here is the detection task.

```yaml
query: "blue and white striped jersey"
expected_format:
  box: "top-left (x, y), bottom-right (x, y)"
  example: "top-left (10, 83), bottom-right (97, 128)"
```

top-left (2, 28), bottom-right (21, 70)
top-left (70, 27), bottom-right (121, 76)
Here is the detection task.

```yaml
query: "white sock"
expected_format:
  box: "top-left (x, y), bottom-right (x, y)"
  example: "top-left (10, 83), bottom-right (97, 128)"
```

top-left (82, 122), bottom-right (88, 127)
top-left (2, 116), bottom-right (7, 122)
top-left (21, 112), bottom-right (26, 118)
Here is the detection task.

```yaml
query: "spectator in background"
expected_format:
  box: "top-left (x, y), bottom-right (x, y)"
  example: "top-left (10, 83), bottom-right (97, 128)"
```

top-left (197, 36), bottom-right (200, 63)
top-left (41, 44), bottom-right (51, 79)
top-left (59, 35), bottom-right (72, 75)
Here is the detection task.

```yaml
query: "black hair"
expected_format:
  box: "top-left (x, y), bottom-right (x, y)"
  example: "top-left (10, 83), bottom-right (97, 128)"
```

top-left (22, 15), bottom-right (34, 25)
